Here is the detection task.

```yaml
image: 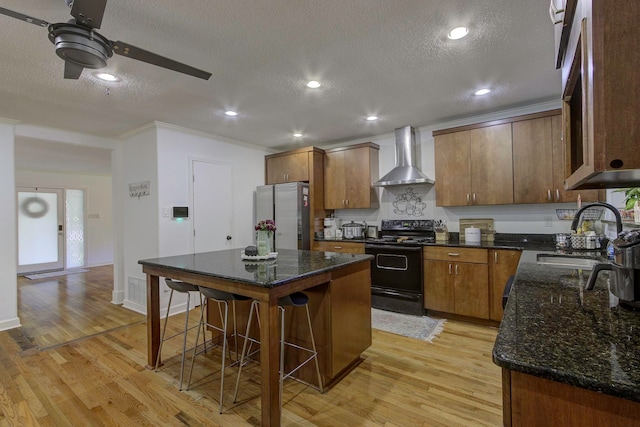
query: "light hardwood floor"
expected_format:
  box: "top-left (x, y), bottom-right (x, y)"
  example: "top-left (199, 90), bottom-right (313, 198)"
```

top-left (4, 266), bottom-right (503, 426)
top-left (17, 265), bottom-right (145, 349)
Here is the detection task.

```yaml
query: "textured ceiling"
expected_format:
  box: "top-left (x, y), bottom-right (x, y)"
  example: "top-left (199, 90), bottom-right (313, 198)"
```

top-left (2, 0), bottom-right (559, 157)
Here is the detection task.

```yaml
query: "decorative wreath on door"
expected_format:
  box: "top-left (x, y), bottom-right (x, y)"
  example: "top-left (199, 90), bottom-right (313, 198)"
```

top-left (20, 196), bottom-right (49, 218)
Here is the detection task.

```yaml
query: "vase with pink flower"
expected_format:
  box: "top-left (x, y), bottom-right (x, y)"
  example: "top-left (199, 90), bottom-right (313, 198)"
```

top-left (255, 219), bottom-right (276, 256)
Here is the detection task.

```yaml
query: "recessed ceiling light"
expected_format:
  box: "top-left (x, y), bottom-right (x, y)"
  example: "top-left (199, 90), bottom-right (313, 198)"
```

top-left (474, 88), bottom-right (491, 96)
top-left (447, 27), bottom-right (469, 40)
top-left (224, 110), bottom-right (238, 116)
top-left (366, 115), bottom-right (379, 121)
top-left (306, 80), bottom-right (321, 89)
top-left (293, 133), bottom-right (303, 138)
top-left (96, 72), bottom-right (118, 81)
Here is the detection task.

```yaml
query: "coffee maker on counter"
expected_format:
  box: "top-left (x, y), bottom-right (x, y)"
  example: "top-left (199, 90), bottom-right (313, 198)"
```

top-left (576, 202), bottom-right (640, 308)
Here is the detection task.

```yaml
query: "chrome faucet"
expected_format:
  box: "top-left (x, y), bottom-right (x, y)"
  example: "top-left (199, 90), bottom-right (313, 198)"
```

top-left (572, 202), bottom-right (623, 291)
top-left (571, 202), bottom-right (623, 234)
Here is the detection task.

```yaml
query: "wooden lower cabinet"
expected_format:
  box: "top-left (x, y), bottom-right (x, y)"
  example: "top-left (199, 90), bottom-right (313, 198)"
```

top-left (503, 369), bottom-right (640, 426)
top-left (489, 249), bottom-right (522, 321)
top-left (423, 247), bottom-right (489, 319)
top-left (312, 240), bottom-right (365, 254)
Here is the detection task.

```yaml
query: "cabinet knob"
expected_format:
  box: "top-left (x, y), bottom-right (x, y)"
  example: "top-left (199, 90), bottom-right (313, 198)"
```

top-left (473, 193), bottom-right (477, 203)
top-left (449, 263), bottom-right (452, 275)
top-left (455, 264), bottom-right (459, 275)
top-left (467, 194), bottom-right (470, 204)
top-left (494, 252), bottom-right (498, 264)
top-left (556, 189), bottom-right (561, 201)
top-left (447, 252), bottom-right (460, 257)
top-left (547, 189), bottom-right (552, 202)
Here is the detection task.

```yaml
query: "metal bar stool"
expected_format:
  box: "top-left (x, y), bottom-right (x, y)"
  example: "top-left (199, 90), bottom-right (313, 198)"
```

top-left (154, 278), bottom-right (205, 391)
top-left (186, 286), bottom-right (250, 414)
top-left (233, 291), bottom-right (323, 409)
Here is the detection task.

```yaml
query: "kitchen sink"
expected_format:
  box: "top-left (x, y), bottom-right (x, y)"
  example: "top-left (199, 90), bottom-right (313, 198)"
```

top-left (536, 254), bottom-right (602, 271)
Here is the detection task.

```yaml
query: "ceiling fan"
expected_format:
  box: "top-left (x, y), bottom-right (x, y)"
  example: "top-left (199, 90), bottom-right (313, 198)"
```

top-left (0, 0), bottom-right (212, 80)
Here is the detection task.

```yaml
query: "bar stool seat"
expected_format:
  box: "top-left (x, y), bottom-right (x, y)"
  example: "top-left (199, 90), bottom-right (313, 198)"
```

top-left (154, 279), bottom-right (204, 391)
top-left (186, 286), bottom-right (250, 414)
top-left (233, 291), bottom-right (323, 409)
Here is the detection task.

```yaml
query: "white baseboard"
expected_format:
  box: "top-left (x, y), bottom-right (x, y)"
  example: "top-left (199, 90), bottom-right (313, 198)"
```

top-left (0, 317), bottom-right (22, 332)
top-left (86, 262), bottom-right (114, 268)
top-left (122, 300), bottom-right (146, 315)
top-left (111, 289), bottom-right (125, 305)
top-left (121, 300), bottom-right (196, 318)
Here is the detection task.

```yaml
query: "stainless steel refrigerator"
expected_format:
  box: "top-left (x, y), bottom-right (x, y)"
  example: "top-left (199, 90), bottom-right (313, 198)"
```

top-left (254, 183), bottom-right (310, 250)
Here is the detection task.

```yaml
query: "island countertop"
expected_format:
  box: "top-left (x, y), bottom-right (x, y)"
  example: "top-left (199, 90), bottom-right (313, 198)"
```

top-left (138, 248), bottom-right (373, 288)
top-left (493, 256), bottom-right (640, 402)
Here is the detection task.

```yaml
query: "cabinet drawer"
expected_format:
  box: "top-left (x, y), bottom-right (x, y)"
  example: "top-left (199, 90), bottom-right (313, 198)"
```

top-left (313, 241), bottom-right (365, 254)
top-left (424, 246), bottom-right (488, 264)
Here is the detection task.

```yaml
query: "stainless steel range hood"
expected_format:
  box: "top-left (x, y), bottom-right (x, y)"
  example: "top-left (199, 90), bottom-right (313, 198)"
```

top-left (372, 126), bottom-right (434, 187)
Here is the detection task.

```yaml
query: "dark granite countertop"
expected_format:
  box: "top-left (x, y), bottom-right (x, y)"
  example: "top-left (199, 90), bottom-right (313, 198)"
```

top-left (493, 256), bottom-right (640, 402)
top-left (139, 248), bottom-right (372, 288)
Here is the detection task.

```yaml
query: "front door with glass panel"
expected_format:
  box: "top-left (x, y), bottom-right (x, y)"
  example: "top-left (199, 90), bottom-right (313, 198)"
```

top-left (17, 187), bottom-right (64, 274)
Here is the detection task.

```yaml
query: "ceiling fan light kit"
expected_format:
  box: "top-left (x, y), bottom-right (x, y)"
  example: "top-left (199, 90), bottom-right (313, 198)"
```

top-left (0, 0), bottom-right (211, 81)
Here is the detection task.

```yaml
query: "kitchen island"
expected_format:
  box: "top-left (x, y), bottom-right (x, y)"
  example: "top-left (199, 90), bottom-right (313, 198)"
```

top-left (493, 254), bottom-right (640, 426)
top-left (139, 248), bottom-right (373, 427)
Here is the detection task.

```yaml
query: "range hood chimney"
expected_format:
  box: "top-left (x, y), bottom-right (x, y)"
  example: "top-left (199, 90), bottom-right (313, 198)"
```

top-left (372, 126), bottom-right (434, 187)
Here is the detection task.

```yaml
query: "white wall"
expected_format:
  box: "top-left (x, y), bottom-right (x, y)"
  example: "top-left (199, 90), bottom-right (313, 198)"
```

top-left (156, 124), bottom-right (269, 256)
top-left (0, 121), bottom-right (20, 331)
top-left (120, 123), bottom-right (270, 314)
top-left (333, 100), bottom-right (623, 235)
top-left (15, 170), bottom-right (113, 266)
top-left (121, 126), bottom-right (160, 313)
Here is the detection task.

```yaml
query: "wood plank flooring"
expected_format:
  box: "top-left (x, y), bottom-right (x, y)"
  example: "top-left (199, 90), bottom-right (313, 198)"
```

top-left (4, 265), bottom-right (503, 426)
top-left (17, 265), bottom-right (145, 349)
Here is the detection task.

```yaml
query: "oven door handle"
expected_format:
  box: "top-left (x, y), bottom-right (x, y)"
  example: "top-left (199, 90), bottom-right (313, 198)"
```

top-left (371, 287), bottom-right (421, 301)
top-left (365, 245), bottom-right (423, 252)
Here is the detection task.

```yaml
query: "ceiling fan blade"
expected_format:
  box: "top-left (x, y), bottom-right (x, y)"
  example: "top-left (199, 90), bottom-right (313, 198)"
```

top-left (64, 62), bottom-right (84, 79)
top-left (112, 41), bottom-right (212, 80)
top-left (0, 6), bottom-right (49, 27)
top-left (70, 0), bottom-right (107, 29)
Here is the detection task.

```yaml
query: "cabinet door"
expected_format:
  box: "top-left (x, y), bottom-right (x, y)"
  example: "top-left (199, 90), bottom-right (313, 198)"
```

top-left (266, 156), bottom-right (286, 184)
top-left (551, 114), bottom-right (601, 203)
top-left (266, 152), bottom-right (309, 184)
top-left (470, 124), bottom-right (514, 205)
top-left (324, 150), bottom-right (346, 209)
top-left (489, 250), bottom-right (521, 321)
top-left (284, 152), bottom-right (309, 182)
top-left (424, 260), bottom-right (455, 312)
top-left (435, 131), bottom-right (472, 206)
top-left (453, 262), bottom-right (489, 319)
top-left (344, 147), bottom-right (374, 208)
top-left (513, 117), bottom-right (554, 204)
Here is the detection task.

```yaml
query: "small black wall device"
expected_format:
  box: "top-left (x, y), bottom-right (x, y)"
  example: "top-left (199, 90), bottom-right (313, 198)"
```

top-left (172, 206), bottom-right (189, 218)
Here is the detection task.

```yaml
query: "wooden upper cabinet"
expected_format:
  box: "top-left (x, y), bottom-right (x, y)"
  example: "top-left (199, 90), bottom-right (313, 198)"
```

top-left (513, 117), bottom-right (555, 204)
top-left (435, 131), bottom-right (472, 206)
top-left (561, 0), bottom-right (640, 189)
top-left (469, 124), bottom-right (513, 205)
top-left (551, 114), bottom-right (602, 203)
top-left (324, 143), bottom-right (379, 209)
top-left (434, 123), bottom-right (513, 206)
top-left (266, 151), bottom-right (309, 184)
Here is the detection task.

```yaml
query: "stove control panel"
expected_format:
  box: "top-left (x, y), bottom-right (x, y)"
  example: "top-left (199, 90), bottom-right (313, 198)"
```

top-left (380, 219), bottom-right (434, 232)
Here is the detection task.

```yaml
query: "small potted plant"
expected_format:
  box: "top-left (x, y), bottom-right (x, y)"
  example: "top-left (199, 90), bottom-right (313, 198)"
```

top-left (614, 187), bottom-right (640, 223)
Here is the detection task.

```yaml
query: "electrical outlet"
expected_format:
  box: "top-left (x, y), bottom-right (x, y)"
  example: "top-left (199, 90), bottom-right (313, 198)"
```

top-left (544, 216), bottom-right (553, 227)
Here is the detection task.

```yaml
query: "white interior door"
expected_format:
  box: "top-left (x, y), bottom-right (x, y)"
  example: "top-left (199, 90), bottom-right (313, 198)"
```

top-left (17, 187), bottom-right (64, 274)
top-left (192, 160), bottom-right (234, 252)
